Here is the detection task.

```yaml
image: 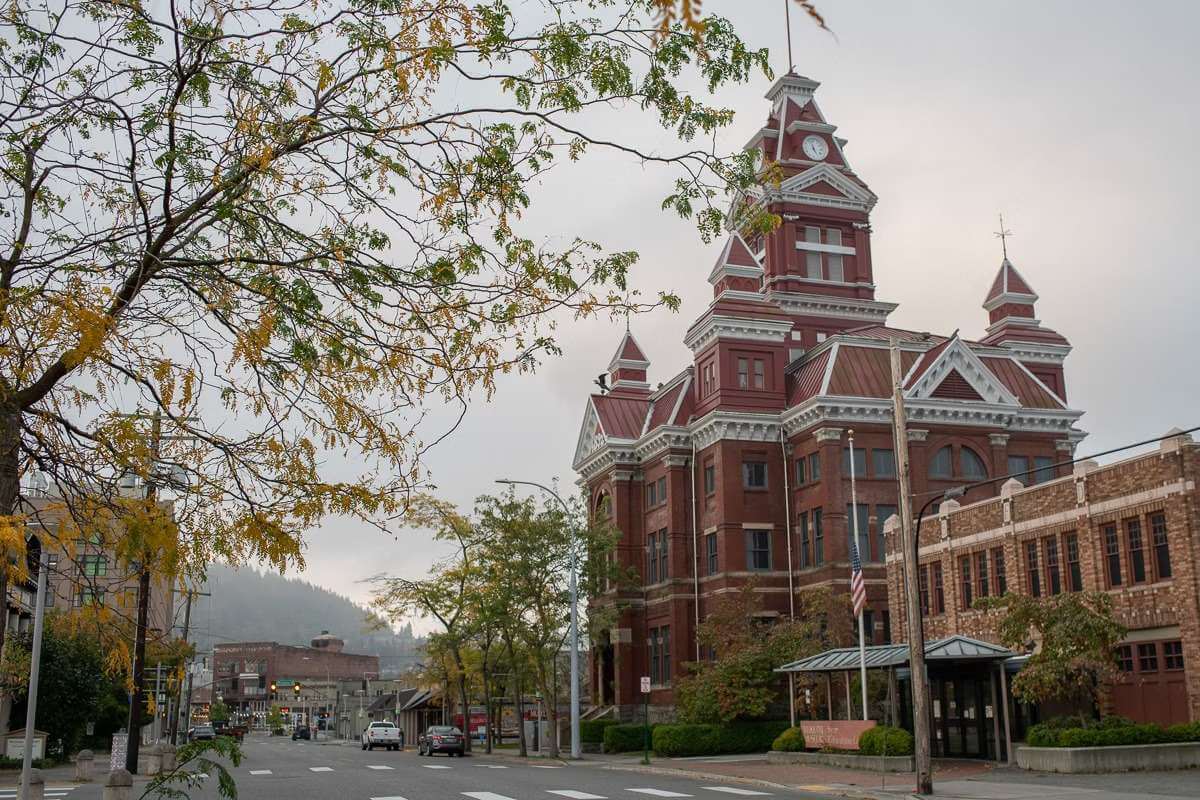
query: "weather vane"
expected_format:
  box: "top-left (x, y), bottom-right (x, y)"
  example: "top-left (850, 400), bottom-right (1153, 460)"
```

top-left (994, 213), bottom-right (1013, 260)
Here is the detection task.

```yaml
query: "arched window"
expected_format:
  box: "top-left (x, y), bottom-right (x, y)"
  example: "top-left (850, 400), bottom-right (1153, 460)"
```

top-left (929, 446), bottom-right (953, 479)
top-left (961, 447), bottom-right (989, 480)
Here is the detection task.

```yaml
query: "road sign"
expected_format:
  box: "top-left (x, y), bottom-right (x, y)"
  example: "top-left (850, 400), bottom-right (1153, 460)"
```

top-left (640, 676), bottom-right (651, 694)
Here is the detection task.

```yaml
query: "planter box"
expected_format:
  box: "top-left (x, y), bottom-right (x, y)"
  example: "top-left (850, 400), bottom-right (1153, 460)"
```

top-left (1016, 742), bottom-right (1200, 773)
top-left (768, 749), bottom-right (914, 773)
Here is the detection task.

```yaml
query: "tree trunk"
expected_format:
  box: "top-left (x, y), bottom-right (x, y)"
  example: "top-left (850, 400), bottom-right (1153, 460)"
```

top-left (0, 406), bottom-right (22, 671)
top-left (507, 637), bottom-right (527, 757)
top-left (457, 669), bottom-right (471, 752)
top-left (481, 649), bottom-right (493, 754)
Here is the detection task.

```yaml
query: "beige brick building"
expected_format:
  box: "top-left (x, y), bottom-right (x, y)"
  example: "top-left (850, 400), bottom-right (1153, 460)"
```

top-left (885, 430), bottom-right (1199, 726)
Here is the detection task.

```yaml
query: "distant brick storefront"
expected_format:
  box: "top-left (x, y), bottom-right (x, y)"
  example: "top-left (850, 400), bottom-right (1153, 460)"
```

top-left (885, 433), bottom-right (1200, 725)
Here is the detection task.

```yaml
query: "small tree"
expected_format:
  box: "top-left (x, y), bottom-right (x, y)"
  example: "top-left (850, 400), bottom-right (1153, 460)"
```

top-left (266, 705), bottom-right (285, 734)
top-left (976, 591), bottom-right (1127, 715)
top-left (208, 699), bottom-right (230, 725)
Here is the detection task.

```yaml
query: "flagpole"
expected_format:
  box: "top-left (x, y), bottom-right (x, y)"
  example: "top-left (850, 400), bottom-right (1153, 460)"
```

top-left (848, 430), bottom-right (868, 721)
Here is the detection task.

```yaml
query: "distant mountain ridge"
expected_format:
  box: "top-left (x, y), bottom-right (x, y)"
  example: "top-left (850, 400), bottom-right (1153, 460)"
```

top-left (190, 563), bottom-right (422, 676)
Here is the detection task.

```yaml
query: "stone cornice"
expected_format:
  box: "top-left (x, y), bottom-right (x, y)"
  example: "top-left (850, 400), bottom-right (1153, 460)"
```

top-left (780, 395), bottom-right (1085, 437)
top-left (691, 411), bottom-right (782, 449)
top-left (684, 314), bottom-right (794, 353)
top-left (766, 290), bottom-right (897, 323)
top-left (992, 340), bottom-right (1072, 364)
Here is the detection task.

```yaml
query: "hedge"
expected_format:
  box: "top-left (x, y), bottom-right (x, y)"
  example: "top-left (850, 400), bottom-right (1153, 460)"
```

top-left (772, 726), bottom-right (806, 752)
top-left (603, 723), bottom-right (656, 753)
top-left (858, 725), bottom-right (914, 756)
top-left (652, 721), bottom-right (789, 757)
top-left (1027, 717), bottom-right (1200, 748)
top-left (580, 719), bottom-right (617, 744)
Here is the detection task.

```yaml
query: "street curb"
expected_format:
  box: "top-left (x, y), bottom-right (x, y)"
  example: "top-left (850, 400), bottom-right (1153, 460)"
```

top-left (598, 762), bottom-right (898, 800)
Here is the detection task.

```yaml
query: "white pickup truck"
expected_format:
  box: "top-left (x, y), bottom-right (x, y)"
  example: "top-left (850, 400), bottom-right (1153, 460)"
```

top-left (361, 721), bottom-right (402, 751)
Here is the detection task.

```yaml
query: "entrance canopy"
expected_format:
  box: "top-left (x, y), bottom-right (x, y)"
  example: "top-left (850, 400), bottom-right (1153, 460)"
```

top-left (776, 634), bottom-right (1013, 674)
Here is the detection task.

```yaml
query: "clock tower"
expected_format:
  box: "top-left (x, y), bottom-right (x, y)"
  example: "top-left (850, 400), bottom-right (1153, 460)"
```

top-left (740, 73), bottom-right (897, 354)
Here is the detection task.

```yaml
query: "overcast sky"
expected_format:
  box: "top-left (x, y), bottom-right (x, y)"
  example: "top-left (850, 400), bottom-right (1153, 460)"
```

top-left (267, 0), bottom-right (1200, 629)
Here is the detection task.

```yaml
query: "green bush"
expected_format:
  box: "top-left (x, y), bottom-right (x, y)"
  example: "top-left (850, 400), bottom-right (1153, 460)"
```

top-left (652, 721), bottom-right (789, 757)
top-left (858, 725), bottom-right (914, 756)
top-left (604, 723), bottom-right (656, 753)
top-left (772, 726), bottom-right (806, 752)
top-left (580, 719), bottom-right (617, 744)
top-left (0, 756), bottom-right (54, 770)
top-left (1027, 718), bottom-right (1200, 748)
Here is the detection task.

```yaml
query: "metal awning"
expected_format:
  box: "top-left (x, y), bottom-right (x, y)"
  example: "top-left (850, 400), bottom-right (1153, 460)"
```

top-left (776, 635), bottom-right (1014, 674)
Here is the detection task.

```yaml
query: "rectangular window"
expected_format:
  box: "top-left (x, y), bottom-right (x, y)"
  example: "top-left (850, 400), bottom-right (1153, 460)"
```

top-left (706, 532), bottom-right (718, 575)
top-left (808, 453), bottom-right (821, 481)
top-left (975, 551), bottom-right (990, 599)
top-left (737, 358), bottom-right (749, 389)
top-left (81, 554), bottom-right (107, 577)
top-left (1150, 512), bottom-right (1171, 579)
top-left (1034, 456), bottom-right (1056, 484)
top-left (1008, 455), bottom-right (1031, 485)
top-left (44, 581), bottom-right (55, 608)
top-left (847, 503), bottom-right (870, 562)
top-left (648, 629), bottom-right (660, 684)
top-left (804, 227), bottom-right (822, 279)
top-left (1137, 643), bottom-right (1158, 673)
top-left (657, 529), bottom-right (669, 582)
top-left (872, 449), bottom-right (896, 478)
top-left (795, 458), bottom-right (806, 484)
top-left (1066, 533), bottom-right (1082, 592)
top-left (813, 509), bottom-right (824, 565)
top-left (704, 463), bottom-right (716, 495)
top-left (753, 359), bottom-right (765, 390)
top-left (1104, 524), bottom-right (1122, 587)
top-left (646, 532), bottom-right (658, 584)
top-left (746, 530), bottom-right (771, 571)
top-left (842, 447), bottom-right (867, 478)
top-left (1026, 541), bottom-right (1041, 597)
top-left (993, 547), bottom-right (1007, 595)
top-left (826, 228), bottom-right (842, 247)
top-left (827, 253), bottom-right (844, 282)
top-left (1127, 518), bottom-right (1146, 584)
top-left (919, 565), bottom-right (930, 616)
top-left (75, 589), bottom-right (104, 607)
top-left (1045, 537), bottom-right (1061, 596)
top-left (1163, 640), bottom-right (1184, 671)
top-left (959, 555), bottom-right (973, 610)
top-left (742, 461), bottom-right (767, 489)
top-left (932, 562), bottom-right (945, 614)
top-left (798, 512), bottom-right (810, 569)
top-left (646, 482), bottom-right (656, 508)
top-left (882, 610), bottom-right (892, 644)
top-left (661, 626), bottom-right (671, 684)
top-left (861, 610), bottom-right (874, 645)
top-left (1116, 645), bottom-right (1134, 673)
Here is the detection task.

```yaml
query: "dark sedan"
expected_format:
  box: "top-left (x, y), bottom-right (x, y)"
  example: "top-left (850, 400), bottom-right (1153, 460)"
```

top-left (292, 726), bottom-right (311, 741)
top-left (417, 725), bottom-right (464, 757)
top-left (189, 724), bottom-right (216, 742)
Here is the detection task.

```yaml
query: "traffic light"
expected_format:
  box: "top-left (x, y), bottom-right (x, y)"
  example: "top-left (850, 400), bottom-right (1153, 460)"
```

top-left (270, 682), bottom-right (277, 692)
top-left (293, 683), bottom-right (301, 696)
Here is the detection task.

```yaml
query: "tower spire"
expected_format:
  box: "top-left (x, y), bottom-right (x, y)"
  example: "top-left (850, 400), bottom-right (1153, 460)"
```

top-left (784, 0), bottom-right (794, 73)
top-left (994, 213), bottom-right (1013, 261)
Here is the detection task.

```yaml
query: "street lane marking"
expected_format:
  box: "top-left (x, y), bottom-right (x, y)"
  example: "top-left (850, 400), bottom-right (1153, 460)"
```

top-left (422, 764), bottom-right (452, 769)
top-left (701, 790), bottom-right (771, 796)
top-left (463, 793), bottom-right (518, 800)
top-left (249, 769), bottom-right (273, 775)
top-left (547, 791), bottom-right (607, 799)
top-left (370, 797), bottom-right (408, 800)
top-left (309, 766), bottom-right (335, 772)
top-left (367, 765), bottom-right (395, 770)
top-left (531, 765), bottom-right (565, 769)
top-left (474, 764), bottom-right (509, 768)
top-left (627, 792), bottom-right (693, 798)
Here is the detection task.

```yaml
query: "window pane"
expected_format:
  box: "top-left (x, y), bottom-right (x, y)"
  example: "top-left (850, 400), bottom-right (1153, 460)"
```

top-left (846, 503), bottom-right (870, 561)
top-left (827, 254), bottom-right (844, 282)
top-left (1137, 643), bottom-right (1158, 673)
top-left (706, 532), bottom-right (718, 575)
top-left (826, 228), bottom-right (842, 246)
top-left (753, 359), bottom-right (765, 389)
top-left (1034, 456), bottom-right (1055, 484)
top-left (932, 563), bottom-right (945, 614)
top-left (1116, 645), bottom-right (1133, 672)
top-left (1104, 524), bottom-right (1122, 586)
top-left (975, 551), bottom-right (990, 599)
top-left (1066, 533), bottom-right (1082, 592)
top-left (805, 226), bottom-right (821, 243)
top-left (813, 509), bottom-right (824, 565)
top-left (919, 566), bottom-right (929, 616)
top-left (1008, 455), bottom-right (1031, 485)
top-left (1026, 541), bottom-right (1041, 597)
top-left (961, 448), bottom-right (988, 480)
top-left (1045, 537), bottom-right (1061, 595)
top-left (704, 464), bottom-right (715, 495)
top-left (1163, 641), bottom-right (1184, 670)
top-left (842, 447), bottom-right (866, 477)
top-left (809, 453), bottom-right (821, 481)
top-left (959, 556), bottom-right (973, 609)
top-left (799, 512), bottom-right (810, 569)
top-left (1127, 519), bottom-right (1145, 583)
top-left (993, 548), bottom-right (1007, 595)
top-left (930, 446), bottom-right (952, 478)
top-left (806, 252), bottom-right (822, 279)
top-left (737, 358), bottom-right (749, 388)
top-left (743, 461), bottom-right (767, 488)
top-left (795, 458), bottom-right (806, 484)
top-left (872, 449), bottom-right (896, 478)
top-left (1151, 512), bottom-right (1171, 579)
top-left (747, 530), bottom-right (771, 570)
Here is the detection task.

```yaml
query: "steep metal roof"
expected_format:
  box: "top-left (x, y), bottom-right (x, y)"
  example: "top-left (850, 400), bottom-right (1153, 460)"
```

top-left (776, 635), bottom-right (1013, 674)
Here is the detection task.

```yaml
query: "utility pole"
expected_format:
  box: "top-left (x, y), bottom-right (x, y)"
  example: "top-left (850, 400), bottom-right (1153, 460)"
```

top-left (169, 586), bottom-right (210, 745)
top-left (19, 546), bottom-right (53, 800)
top-left (126, 410), bottom-right (160, 774)
top-left (889, 339), bottom-right (932, 795)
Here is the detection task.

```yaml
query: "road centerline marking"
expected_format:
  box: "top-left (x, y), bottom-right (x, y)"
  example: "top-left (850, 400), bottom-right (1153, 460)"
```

top-left (547, 791), bottom-right (607, 799)
top-left (421, 764), bottom-right (452, 769)
top-left (367, 765), bottom-right (395, 770)
top-left (627, 791), bottom-right (693, 798)
top-left (701, 789), bottom-right (771, 796)
top-left (248, 769), bottom-right (273, 775)
top-left (308, 766), bottom-right (335, 772)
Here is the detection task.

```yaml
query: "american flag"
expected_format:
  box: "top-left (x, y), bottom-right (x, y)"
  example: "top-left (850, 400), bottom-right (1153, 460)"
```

top-left (850, 538), bottom-right (867, 617)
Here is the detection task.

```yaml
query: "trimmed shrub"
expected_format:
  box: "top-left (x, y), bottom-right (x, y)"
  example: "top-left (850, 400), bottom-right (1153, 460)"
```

top-left (1027, 718), bottom-right (1200, 748)
top-left (604, 723), bottom-right (656, 753)
top-left (652, 721), bottom-right (789, 757)
top-left (1166, 721), bottom-right (1200, 743)
top-left (580, 719), bottom-right (617, 744)
top-left (858, 725), bottom-right (914, 756)
top-left (772, 726), bottom-right (806, 752)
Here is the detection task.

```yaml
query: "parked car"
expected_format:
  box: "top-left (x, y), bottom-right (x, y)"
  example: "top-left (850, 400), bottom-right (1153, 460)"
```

top-left (361, 721), bottom-right (401, 751)
top-left (418, 725), bottom-right (465, 757)
top-left (189, 724), bottom-right (216, 742)
top-left (292, 726), bottom-right (311, 741)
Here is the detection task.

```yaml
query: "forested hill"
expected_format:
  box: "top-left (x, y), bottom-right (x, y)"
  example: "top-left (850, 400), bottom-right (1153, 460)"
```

top-left (190, 563), bottom-right (422, 675)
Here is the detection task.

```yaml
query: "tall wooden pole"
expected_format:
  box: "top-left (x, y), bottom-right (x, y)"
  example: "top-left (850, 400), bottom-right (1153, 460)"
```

top-left (889, 339), bottom-right (932, 794)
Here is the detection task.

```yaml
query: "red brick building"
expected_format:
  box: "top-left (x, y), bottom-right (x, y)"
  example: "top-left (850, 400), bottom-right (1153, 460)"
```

top-left (885, 432), bottom-right (1200, 727)
top-left (572, 72), bottom-right (1087, 721)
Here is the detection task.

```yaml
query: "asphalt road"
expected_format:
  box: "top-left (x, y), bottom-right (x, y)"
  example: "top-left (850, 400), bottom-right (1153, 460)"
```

top-left (164, 735), bottom-right (825, 800)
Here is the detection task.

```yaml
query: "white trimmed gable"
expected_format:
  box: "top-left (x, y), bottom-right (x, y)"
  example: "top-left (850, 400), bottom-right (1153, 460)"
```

top-left (779, 163), bottom-right (877, 211)
top-left (906, 338), bottom-right (1020, 406)
top-left (573, 398), bottom-right (606, 468)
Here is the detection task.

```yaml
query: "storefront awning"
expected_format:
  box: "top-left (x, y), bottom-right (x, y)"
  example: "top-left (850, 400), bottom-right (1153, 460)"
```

top-left (776, 635), bottom-right (1013, 674)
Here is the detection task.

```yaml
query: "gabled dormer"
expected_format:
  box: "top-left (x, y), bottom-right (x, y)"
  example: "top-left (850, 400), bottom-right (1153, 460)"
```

top-left (708, 233), bottom-right (765, 299)
top-left (607, 330), bottom-right (651, 396)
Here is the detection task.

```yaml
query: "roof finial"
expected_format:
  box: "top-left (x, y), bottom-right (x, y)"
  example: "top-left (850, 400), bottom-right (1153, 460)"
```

top-left (784, 0), bottom-right (794, 74)
top-left (994, 213), bottom-right (1013, 261)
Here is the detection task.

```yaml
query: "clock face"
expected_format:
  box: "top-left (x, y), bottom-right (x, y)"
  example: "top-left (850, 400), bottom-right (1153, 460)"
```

top-left (802, 135), bottom-right (829, 161)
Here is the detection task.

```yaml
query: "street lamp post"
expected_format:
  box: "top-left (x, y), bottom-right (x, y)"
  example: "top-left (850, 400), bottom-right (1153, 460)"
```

top-left (497, 478), bottom-right (581, 760)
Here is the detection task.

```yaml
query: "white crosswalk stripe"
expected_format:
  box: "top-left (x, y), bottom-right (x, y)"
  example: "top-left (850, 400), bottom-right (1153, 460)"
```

top-left (701, 789), bottom-right (771, 796)
top-left (367, 765), bottom-right (395, 770)
top-left (474, 764), bottom-right (509, 768)
top-left (546, 791), bottom-right (606, 799)
top-left (249, 769), bottom-right (273, 775)
top-left (370, 796), bottom-right (409, 800)
top-left (422, 764), bottom-right (452, 769)
top-left (309, 766), bottom-right (334, 772)
top-left (627, 791), bottom-right (693, 798)
top-left (463, 793), bottom-right (518, 800)
top-left (531, 765), bottom-right (565, 769)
